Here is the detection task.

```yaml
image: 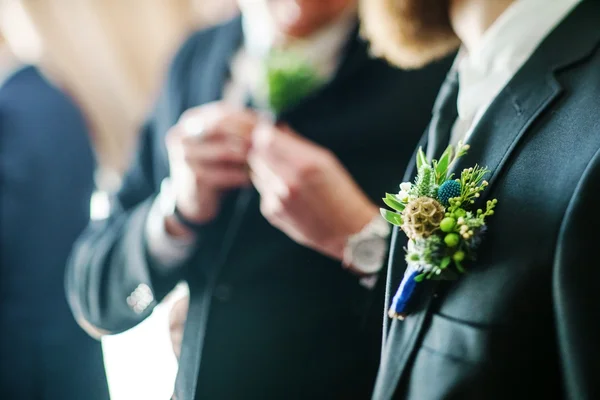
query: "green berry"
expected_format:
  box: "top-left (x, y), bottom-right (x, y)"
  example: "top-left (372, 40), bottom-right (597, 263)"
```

top-left (453, 250), bottom-right (466, 262)
top-left (440, 217), bottom-right (456, 233)
top-left (444, 233), bottom-right (460, 248)
top-left (455, 208), bottom-right (467, 217)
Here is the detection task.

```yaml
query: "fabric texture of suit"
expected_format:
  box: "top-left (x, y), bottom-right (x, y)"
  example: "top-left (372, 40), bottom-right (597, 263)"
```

top-left (66, 17), bottom-right (452, 400)
top-left (0, 66), bottom-right (109, 399)
top-left (373, 2), bottom-right (600, 399)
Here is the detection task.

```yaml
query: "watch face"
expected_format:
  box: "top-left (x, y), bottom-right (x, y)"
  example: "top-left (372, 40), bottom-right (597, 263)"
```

top-left (353, 237), bottom-right (387, 274)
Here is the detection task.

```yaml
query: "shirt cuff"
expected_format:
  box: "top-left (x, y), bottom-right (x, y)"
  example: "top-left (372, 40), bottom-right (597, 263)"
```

top-left (145, 194), bottom-right (196, 270)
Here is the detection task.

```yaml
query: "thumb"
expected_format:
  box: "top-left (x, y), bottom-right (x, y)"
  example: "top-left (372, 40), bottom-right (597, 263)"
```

top-left (252, 120), bottom-right (277, 153)
top-left (277, 123), bottom-right (308, 143)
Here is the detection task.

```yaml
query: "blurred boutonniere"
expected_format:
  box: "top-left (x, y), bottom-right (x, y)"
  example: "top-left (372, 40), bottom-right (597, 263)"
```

top-left (381, 143), bottom-right (498, 320)
top-left (264, 50), bottom-right (324, 115)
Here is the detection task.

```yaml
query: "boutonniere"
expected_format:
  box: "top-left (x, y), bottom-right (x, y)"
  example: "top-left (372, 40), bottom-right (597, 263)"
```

top-left (381, 143), bottom-right (498, 319)
top-left (264, 50), bottom-right (324, 114)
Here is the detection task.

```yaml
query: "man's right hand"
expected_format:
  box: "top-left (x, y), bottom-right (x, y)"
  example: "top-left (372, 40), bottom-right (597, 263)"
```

top-left (164, 103), bottom-right (258, 235)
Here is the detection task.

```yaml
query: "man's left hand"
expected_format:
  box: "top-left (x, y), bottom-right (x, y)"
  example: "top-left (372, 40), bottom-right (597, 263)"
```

top-left (248, 121), bottom-right (378, 261)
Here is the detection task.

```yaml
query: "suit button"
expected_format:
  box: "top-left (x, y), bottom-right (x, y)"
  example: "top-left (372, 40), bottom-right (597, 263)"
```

top-left (214, 284), bottom-right (232, 302)
top-left (127, 283), bottom-right (154, 314)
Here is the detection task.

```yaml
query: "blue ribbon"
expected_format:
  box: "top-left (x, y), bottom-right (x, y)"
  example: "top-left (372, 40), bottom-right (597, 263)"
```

top-left (389, 267), bottom-right (421, 320)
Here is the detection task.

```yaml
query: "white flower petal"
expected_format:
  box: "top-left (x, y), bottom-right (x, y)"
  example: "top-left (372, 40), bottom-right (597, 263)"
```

top-left (397, 191), bottom-right (409, 203)
top-left (400, 182), bottom-right (412, 192)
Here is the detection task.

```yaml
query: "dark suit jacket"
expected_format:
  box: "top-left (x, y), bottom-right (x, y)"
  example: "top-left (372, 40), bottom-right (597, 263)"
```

top-left (66, 17), bottom-right (452, 400)
top-left (373, 2), bottom-right (600, 399)
top-left (0, 66), bottom-right (109, 399)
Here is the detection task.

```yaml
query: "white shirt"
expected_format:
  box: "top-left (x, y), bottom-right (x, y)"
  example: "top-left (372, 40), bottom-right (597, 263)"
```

top-left (450, 0), bottom-right (582, 146)
top-left (146, 11), bottom-right (357, 268)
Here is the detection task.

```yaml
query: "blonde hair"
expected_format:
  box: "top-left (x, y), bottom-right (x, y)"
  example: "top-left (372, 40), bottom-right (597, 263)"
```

top-left (359, 0), bottom-right (460, 69)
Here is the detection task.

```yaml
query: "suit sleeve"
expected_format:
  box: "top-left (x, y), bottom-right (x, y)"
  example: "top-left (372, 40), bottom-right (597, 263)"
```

top-left (553, 146), bottom-right (600, 400)
top-left (65, 33), bottom-right (201, 335)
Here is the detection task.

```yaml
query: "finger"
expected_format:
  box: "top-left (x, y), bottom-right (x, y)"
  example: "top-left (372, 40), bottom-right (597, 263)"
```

top-left (251, 121), bottom-right (286, 157)
top-left (180, 119), bottom-right (255, 146)
top-left (252, 121), bottom-right (308, 158)
top-left (194, 166), bottom-right (251, 189)
top-left (258, 193), bottom-right (285, 222)
top-left (183, 140), bottom-right (250, 166)
top-left (180, 108), bottom-right (258, 141)
top-left (250, 123), bottom-right (306, 181)
top-left (257, 193), bottom-right (306, 244)
top-left (248, 153), bottom-right (289, 197)
top-left (250, 171), bottom-right (268, 195)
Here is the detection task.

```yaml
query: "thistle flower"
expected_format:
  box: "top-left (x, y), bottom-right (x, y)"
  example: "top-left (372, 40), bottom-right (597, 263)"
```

top-left (437, 180), bottom-right (461, 207)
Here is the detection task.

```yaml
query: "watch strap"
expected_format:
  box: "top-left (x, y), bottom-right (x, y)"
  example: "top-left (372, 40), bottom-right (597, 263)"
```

top-left (159, 177), bottom-right (214, 236)
top-left (173, 205), bottom-right (213, 234)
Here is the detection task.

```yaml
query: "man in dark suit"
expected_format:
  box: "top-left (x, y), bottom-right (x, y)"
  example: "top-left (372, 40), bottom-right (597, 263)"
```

top-left (0, 39), bottom-right (109, 399)
top-left (359, 0), bottom-right (600, 398)
top-left (65, 1), bottom-right (452, 399)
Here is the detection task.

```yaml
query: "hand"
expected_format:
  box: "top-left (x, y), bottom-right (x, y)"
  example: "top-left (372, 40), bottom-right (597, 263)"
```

top-left (165, 103), bottom-right (258, 234)
top-left (248, 121), bottom-right (378, 261)
top-left (168, 295), bottom-right (189, 360)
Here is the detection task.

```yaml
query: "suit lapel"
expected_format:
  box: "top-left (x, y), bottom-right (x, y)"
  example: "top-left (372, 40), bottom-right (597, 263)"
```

top-left (385, 1), bottom-right (600, 395)
top-left (196, 17), bottom-right (243, 105)
top-left (449, 55), bottom-right (562, 197)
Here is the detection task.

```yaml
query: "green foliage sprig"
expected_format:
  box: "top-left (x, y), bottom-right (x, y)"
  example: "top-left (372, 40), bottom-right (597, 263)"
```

top-left (265, 50), bottom-right (324, 114)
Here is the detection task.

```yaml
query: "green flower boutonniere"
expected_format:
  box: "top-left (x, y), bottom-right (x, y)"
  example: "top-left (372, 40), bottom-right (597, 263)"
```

top-left (381, 143), bottom-right (498, 319)
top-left (265, 50), bottom-right (324, 115)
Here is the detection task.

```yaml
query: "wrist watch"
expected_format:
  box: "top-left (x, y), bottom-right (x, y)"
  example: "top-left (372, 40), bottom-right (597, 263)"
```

top-left (342, 214), bottom-right (392, 275)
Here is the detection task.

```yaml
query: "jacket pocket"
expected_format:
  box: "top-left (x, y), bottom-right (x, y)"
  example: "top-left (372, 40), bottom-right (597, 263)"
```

top-left (421, 313), bottom-right (491, 364)
top-left (405, 313), bottom-right (493, 400)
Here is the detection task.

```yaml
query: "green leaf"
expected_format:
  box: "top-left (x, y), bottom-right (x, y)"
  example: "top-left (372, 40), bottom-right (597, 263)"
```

top-left (455, 260), bottom-right (466, 273)
top-left (436, 146), bottom-right (453, 183)
top-left (380, 209), bottom-right (403, 227)
top-left (383, 194), bottom-right (405, 212)
top-left (416, 147), bottom-right (427, 169)
top-left (440, 256), bottom-right (452, 270)
top-left (414, 273), bottom-right (426, 282)
top-left (441, 145), bottom-right (454, 163)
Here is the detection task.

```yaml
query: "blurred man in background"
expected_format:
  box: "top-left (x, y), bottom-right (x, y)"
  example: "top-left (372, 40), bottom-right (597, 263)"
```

top-left (0, 28), bottom-right (109, 400)
top-left (66, 0), bottom-right (452, 399)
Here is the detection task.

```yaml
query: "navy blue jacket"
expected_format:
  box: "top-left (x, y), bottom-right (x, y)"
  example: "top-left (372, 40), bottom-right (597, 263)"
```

top-left (0, 66), bottom-right (108, 399)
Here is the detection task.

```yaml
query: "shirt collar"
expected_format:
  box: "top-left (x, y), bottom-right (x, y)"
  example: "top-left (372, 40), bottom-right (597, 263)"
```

top-left (455, 0), bottom-right (582, 121)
